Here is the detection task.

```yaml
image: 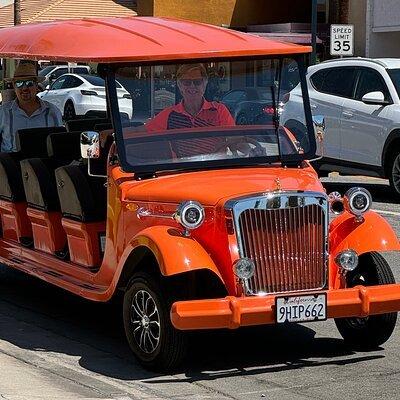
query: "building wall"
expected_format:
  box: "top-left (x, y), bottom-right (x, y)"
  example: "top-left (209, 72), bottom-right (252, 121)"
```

top-left (348, 0), bottom-right (367, 56)
top-left (367, 0), bottom-right (400, 57)
top-left (137, 0), bottom-right (312, 27)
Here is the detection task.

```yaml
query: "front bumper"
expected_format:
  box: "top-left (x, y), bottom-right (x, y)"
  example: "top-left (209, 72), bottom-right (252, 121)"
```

top-left (171, 284), bottom-right (400, 330)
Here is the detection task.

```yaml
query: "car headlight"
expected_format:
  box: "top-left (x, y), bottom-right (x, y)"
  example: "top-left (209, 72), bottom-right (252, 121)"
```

top-left (344, 187), bottom-right (372, 217)
top-left (328, 191), bottom-right (344, 215)
top-left (233, 258), bottom-right (255, 280)
top-left (335, 249), bottom-right (358, 272)
top-left (174, 201), bottom-right (205, 230)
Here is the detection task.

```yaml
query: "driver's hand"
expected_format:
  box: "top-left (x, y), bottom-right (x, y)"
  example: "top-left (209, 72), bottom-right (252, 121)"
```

top-left (231, 141), bottom-right (253, 156)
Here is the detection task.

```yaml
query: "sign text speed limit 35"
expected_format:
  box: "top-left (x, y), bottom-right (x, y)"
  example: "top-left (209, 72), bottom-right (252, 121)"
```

top-left (330, 24), bottom-right (354, 56)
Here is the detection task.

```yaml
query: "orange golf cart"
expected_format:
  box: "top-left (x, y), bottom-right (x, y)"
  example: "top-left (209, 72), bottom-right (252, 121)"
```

top-left (0, 17), bottom-right (399, 371)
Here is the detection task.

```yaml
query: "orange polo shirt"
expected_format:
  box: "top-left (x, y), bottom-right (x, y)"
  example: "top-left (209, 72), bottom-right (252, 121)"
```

top-left (145, 100), bottom-right (235, 157)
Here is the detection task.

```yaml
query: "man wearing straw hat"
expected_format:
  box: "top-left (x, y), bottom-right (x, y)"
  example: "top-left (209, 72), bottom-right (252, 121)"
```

top-left (0, 62), bottom-right (63, 152)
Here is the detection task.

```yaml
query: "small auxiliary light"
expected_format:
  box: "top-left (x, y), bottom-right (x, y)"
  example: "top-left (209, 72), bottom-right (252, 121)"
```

top-left (233, 258), bottom-right (255, 280)
top-left (335, 249), bottom-right (358, 273)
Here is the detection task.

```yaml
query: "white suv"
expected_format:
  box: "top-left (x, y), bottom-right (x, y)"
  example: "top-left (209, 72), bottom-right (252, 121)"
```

top-left (281, 58), bottom-right (400, 195)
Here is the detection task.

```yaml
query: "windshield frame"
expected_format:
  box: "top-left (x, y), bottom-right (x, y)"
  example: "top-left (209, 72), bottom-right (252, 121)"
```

top-left (103, 54), bottom-right (316, 175)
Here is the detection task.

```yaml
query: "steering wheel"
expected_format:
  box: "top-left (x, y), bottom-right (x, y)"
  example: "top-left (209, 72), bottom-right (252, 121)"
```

top-left (216, 137), bottom-right (266, 157)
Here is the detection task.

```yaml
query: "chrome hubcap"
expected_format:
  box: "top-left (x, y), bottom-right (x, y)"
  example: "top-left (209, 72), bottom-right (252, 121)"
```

top-left (131, 289), bottom-right (160, 354)
top-left (392, 155), bottom-right (400, 193)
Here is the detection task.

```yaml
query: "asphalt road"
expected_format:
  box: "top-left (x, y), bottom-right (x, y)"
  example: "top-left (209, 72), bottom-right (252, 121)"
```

top-left (0, 175), bottom-right (399, 400)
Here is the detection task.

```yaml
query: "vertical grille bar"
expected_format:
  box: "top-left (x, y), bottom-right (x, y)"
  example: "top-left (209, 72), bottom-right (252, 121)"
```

top-left (238, 202), bottom-right (326, 294)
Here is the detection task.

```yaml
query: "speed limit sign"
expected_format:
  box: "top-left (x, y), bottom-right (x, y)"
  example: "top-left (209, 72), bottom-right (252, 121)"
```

top-left (330, 24), bottom-right (354, 56)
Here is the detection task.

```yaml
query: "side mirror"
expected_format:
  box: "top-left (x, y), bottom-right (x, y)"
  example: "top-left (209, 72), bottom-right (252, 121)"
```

top-left (45, 84), bottom-right (50, 90)
top-left (81, 131), bottom-right (100, 159)
top-left (362, 91), bottom-right (389, 105)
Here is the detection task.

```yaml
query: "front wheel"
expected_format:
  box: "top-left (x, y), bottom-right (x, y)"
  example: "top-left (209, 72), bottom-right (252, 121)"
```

top-left (335, 252), bottom-right (397, 349)
top-left (123, 273), bottom-right (187, 371)
top-left (389, 151), bottom-right (400, 197)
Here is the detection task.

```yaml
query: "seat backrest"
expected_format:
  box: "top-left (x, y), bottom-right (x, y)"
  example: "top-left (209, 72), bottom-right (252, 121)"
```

top-left (65, 118), bottom-right (110, 132)
top-left (16, 126), bottom-right (66, 158)
top-left (47, 131), bottom-right (82, 161)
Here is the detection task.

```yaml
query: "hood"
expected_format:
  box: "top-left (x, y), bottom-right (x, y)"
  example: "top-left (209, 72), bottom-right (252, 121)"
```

top-left (123, 165), bottom-right (324, 206)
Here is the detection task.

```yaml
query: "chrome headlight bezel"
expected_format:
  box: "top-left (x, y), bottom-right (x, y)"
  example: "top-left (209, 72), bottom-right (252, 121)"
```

top-left (174, 201), bottom-right (205, 230)
top-left (344, 187), bottom-right (372, 217)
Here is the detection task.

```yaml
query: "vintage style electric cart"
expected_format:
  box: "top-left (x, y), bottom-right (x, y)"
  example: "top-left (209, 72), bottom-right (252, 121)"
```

top-left (0, 17), bottom-right (399, 371)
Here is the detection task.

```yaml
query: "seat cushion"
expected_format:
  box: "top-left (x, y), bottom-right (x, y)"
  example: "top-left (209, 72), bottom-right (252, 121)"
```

top-left (20, 158), bottom-right (62, 211)
top-left (55, 164), bottom-right (106, 222)
top-left (0, 152), bottom-right (25, 201)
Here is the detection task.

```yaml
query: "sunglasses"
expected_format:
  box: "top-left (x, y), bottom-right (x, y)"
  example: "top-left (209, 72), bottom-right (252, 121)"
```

top-left (180, 79), bottom-right (204, 87)
top-left (14, 79), bottom-right (37, 89)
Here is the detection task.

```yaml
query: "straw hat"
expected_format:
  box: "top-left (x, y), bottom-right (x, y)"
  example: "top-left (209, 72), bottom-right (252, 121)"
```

top-left (7, 62), bottom-right (44, 82)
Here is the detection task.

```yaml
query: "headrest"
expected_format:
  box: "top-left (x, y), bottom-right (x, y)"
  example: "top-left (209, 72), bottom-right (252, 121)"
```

top-left (65, 118), bottom-right (110, 132)
top-left (16, 126), bottom-right (67, 158)
top-left (47, 131), bottom-right (82, 160)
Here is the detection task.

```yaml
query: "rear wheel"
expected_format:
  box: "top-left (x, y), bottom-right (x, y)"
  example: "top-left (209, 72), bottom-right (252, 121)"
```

top-left (236, 113), bottom-right (248, 125)
top-left (123, 272), bottom-right (187, 371)
top-left (335, 252), bottom-right (397, 349)
top-left (63, 101), bottom-right (76, 121)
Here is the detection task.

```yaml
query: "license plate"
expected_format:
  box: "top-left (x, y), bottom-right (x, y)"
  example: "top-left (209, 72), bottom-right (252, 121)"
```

top-left (276, 293), bottom-right (327, 323)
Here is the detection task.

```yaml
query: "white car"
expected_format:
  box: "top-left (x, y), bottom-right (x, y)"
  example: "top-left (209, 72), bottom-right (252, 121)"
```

top-left (38, 65), bottom-right (90, 89)
top-left (281, 58), bottom-right (400, 195)
top-left (38, 73), bottom-right (133, 120)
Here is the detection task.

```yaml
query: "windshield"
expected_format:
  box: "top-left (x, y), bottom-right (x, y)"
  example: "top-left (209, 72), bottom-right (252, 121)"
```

top-left (114, 57), bottom-right (314, 174)
top-left (38, 66), bottom-right (56, 76)
top-left (388, 69), bottom-right (400, 96)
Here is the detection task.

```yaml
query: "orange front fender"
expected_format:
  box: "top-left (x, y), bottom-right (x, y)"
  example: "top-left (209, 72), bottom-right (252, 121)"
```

top-left (329, 210), bottom-right (400, 255)
top-left (118, 226), bottom-right (223, 281)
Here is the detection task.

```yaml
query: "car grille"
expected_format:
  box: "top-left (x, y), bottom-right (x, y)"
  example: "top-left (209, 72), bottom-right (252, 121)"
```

top-left (229, 192), bottom-right (328, 295)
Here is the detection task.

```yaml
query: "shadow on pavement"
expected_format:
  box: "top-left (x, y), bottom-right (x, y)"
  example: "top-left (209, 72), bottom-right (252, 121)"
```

top-left (0, 265), bottom-right (385, 383)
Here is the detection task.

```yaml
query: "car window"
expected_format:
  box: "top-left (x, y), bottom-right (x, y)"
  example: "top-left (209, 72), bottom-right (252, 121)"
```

top-left (73, 67), bottom-right (89, 74)
top-left (311, 67), bottom-right (357, 98)
top-left (38, 66), bottom-right (56, 77)
top-left (223, 90), bottom-right (246, 102)
top-left (50, 76), bottom-right (67, 90)
top-left (52, 67), bottom-right (68, 79)
top-left (61, 76), bottom-right (83, 89)
top-left (355, 68), bottom-right (390, 102)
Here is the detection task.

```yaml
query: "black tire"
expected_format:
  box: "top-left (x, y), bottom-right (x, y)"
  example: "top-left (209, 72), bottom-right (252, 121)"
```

top-left (236, 113), bottom-right (248, 125)
top-left (123, 272), bottom-right (187, 371)
top-left (335, 252), bottom-right (397, 349)
top-left (63, 101), bottom-right (76, 121)
top-left (389, 151), bottom-right (400, 197)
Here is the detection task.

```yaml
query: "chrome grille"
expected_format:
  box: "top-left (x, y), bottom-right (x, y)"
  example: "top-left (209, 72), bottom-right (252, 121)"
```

top-left (228, 192), bottom-right (328, 295)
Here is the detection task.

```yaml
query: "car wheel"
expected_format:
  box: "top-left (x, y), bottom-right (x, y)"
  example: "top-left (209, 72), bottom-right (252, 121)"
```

top-left (389, 151), bottom-right (400, 196)
top-left (335, 252), bottom-right (397, 349)
top-left (63, 101), bottom-right (76, 121)
top-left (236, 113), bottom-right (248, 125)
top-left (123, 272), bottom-right (187, 371)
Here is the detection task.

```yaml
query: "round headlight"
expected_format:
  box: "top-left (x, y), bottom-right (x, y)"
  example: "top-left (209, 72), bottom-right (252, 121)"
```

top-left (328, 191), bottom-right (344, 215)
top-left (233, 258), bottom-right (255, 280)
top-left (175, 201), bottom-right (205, 230)
top-left (344, 187), bottom-right (372, 217)
top-left (335, 249), bottom-right (358, 272)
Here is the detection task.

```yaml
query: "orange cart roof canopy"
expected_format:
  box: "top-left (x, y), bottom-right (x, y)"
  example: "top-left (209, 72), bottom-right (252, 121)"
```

top-left (0, 16), bottom-right (311, 63)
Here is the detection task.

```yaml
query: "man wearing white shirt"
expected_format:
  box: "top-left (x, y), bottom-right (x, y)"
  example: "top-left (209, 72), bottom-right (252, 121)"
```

top-left (0, 62), bottom-right (63, 152)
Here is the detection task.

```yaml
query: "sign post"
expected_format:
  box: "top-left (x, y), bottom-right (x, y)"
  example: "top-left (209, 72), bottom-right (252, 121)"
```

top-left (330, 24), bottom-right (354, 57)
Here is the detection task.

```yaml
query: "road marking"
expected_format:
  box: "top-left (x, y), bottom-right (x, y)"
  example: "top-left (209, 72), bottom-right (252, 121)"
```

top-left (372, 209), bottom-right (400, 216)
